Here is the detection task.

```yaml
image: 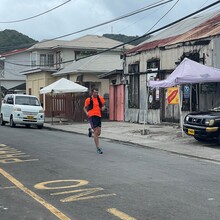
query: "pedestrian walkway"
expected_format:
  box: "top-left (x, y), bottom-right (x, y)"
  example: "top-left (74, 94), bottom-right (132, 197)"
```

top-left (44, 119), bottom-right (220, 163)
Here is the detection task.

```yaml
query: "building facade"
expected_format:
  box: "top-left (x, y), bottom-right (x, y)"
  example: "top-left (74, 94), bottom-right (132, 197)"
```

top-left (124, 11), bottom-right (220, 124)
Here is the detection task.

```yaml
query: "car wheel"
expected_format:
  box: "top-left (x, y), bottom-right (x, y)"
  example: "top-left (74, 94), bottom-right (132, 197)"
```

top-left (194, 136), bottom-right (206, 142)
top-left (218, 133), bottom-right (220, 145)
top-left (10, 116), bottom-right (16, 127)
top-left (0, 114), bottom-right (6, 126)
top-left (37, 124), bottom-right (43, 129)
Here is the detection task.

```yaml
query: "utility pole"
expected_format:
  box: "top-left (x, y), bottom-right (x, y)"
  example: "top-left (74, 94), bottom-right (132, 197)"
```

top-left (0, 57), bottom-right (5, 109)
top-left (0, 72), bottom-right (2, 110)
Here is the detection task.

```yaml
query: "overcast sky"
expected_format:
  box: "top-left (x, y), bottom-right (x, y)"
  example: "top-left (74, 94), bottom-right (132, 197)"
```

top-left (0, 0), bottom-right (219, 42)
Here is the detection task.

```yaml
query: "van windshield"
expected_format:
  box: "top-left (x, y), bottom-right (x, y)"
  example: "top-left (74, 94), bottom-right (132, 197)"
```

top-left (15, 96), bottom-right (40, 106)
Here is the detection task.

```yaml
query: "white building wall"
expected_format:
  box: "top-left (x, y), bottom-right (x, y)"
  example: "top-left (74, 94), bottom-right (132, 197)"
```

top-left (1, 51), bottom-right (29, 90)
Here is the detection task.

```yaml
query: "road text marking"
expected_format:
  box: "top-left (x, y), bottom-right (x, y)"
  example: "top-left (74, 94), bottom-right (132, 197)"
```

top-left (0, 144), bottom-right (38, 163)
top-left (0, 168), bottom-right (71, 220)
top-left (34, 179), bottom-right (116, 202)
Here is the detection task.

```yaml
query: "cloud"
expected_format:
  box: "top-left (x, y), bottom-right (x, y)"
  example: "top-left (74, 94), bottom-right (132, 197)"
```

top-left (0, 0), bottom-right (219, 41)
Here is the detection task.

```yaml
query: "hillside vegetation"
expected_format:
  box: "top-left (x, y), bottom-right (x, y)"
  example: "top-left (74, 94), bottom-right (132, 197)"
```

top-left (103, 33), bottom-right (151, 45)
top-left (0, 29), bottom-right (37, 54)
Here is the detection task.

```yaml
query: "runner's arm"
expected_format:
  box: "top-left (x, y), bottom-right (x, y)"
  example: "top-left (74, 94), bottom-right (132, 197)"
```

top-left (83, 98), bottom-right (89, 116)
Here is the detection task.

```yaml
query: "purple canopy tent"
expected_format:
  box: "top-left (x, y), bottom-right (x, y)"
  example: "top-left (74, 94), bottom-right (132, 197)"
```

top-left (148, 57), bottom-right (220, 88)
top-left (147, 58), bottom-right (220, 136)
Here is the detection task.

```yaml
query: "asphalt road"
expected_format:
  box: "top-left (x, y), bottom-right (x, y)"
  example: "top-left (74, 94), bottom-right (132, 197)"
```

top-left (0, 125), bottom-right (220, 220)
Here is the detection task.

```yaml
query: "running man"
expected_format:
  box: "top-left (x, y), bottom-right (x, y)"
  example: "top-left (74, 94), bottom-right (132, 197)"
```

top-left (83, 88), bottom-right (105, 154)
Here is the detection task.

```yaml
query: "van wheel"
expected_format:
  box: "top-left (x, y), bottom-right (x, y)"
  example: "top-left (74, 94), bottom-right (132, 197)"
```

top-left (0, 114), bottom-right (6, 126)
top-left (10, 116), bottom-right (16, 127)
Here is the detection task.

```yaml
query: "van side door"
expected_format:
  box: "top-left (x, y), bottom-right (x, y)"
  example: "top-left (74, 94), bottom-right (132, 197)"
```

top-left (4, 95), bottom-right (14, 120)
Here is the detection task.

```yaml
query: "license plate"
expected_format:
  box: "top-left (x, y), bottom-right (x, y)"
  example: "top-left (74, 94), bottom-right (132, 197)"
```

top-left (27, 115), bottom-right (34, 119)
top-left (188, 128), bottom-right (195, 135)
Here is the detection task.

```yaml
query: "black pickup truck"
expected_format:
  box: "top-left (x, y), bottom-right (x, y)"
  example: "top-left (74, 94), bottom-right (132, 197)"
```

top-left (183, 108), bottom-right (220, 143)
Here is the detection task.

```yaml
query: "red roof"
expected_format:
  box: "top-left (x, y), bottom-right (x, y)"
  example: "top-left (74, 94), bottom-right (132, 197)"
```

top-left (0, 48), bottom-right (28, 57)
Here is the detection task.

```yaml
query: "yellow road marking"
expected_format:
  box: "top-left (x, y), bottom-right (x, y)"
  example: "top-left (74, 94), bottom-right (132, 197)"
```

top-left (0, 186), bottom-right (17, 189)
top-left (0, 168), bottom-right (72, 220)
top-left (34, 179), bottom-right (88, 190)
top-left (107, 208), bottom-right (137, 220)
top-left (54, 187), bottom-right (116, 202)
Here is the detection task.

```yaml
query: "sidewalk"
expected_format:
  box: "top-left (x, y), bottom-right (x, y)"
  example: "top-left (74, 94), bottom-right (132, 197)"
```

top-left (44, 119), bottom-right (220, 163)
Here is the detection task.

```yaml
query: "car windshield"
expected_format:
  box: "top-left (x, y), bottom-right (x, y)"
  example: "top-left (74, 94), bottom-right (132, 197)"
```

top-left (15, 96), bottom-right (40, 106)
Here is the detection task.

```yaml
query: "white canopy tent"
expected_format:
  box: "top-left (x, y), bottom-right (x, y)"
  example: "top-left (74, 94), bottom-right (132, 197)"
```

top-left (147, 58), bottom-right (220, 136)
top-left (40, 78), bottom-right (88, 94)
top-left (40, 78), bottom-right (88, 124)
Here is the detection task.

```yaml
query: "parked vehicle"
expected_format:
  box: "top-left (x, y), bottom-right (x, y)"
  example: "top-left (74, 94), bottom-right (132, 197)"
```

top-left (0, 94), bottom-right (44, 129)
top-left (183, 107), bottom-right (220, 143)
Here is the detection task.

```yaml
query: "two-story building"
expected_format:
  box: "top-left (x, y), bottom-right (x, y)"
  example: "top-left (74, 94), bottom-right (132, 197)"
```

top-left (18, 34), bottom-right (132, 120)
top-left (22, 35), bottom-right (132, 98)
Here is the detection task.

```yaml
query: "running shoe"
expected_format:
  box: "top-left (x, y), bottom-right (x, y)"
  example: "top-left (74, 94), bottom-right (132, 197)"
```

top-left (88, 128), bottom-right (92, 137)
top-left (97, 148), bottom-right (103, 154)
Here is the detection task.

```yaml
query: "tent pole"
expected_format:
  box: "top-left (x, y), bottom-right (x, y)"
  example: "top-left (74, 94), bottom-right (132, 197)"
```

top-left (51, 91), bottom-right (54, 125)
top-left (190, 84), bottom-right (192, 111)
top-left (178, 85), bottom-right (184, 137)
top-left (143, 86), bottom-right (150, 134)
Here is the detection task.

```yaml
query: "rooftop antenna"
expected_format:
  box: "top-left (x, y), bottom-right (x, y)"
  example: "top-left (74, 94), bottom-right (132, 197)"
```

top-left (111, 25), bottom-right (113, 34)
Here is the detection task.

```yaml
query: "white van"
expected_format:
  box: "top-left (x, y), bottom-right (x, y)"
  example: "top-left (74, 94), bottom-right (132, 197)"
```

top-left (0, 94), bottom-right (44, 129)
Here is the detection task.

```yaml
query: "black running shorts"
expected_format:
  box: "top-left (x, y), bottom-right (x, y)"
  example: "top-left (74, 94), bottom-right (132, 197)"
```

top-left (88, 116), bottom-right (102, 129)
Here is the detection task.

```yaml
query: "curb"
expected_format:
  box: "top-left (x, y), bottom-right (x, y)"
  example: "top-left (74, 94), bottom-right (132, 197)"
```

top-left (44, 125), bottom-right (220, 164)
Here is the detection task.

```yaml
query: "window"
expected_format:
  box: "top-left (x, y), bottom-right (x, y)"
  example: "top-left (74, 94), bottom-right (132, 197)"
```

top-left (7, 96), bottom-right (14, 104)
top-left (147, 59), bottom-right (160, 109)
top-left (40, 54), bottom-right (54, 67)
top-left (147, 60), bottom-right (160, 69)
top-left (31, 52), bottom-right (37, 67)
top-left (128, 74), bottom-right (139, 108)
top-left (40, 54), bottom-right (46, 66)
top-left (15, 96), bottom-right (40, 106)
top-left (56, 51), bottom-right (61, 69)
top-left (75, 50), bottom-right (97, 60)
top-left (128, 63), bottom-right (140, 108)
top-left (128, 63), bottom-right (139, 73)
top-left (48, 54), bottom-right (54, 67)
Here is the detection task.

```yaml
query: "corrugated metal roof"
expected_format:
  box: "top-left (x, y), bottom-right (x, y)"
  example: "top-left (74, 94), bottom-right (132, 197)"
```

top-left (128, 10), bottom-right (220, 54)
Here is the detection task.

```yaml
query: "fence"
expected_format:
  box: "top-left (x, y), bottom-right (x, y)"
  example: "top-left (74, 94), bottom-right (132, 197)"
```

top-left (43, 93), bottom-right (88, 122)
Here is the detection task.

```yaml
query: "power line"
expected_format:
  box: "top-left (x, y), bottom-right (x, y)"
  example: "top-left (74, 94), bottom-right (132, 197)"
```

top-left (0, 0), bottom-right (173, 54)
top-left (4, 0), bottom-right (220, 68)
top-left (41, 0), bottom-right (175, 42)
top-left (144, 0), bottom-right (180, 35)
top-left (70, 0), bottom-right (220, 62)
top-left (0, 0), bottom-right (71, 23)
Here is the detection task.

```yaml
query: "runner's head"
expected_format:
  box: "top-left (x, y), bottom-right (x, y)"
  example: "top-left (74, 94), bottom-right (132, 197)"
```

top-left (91, 88), bottom-right (99, 98)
